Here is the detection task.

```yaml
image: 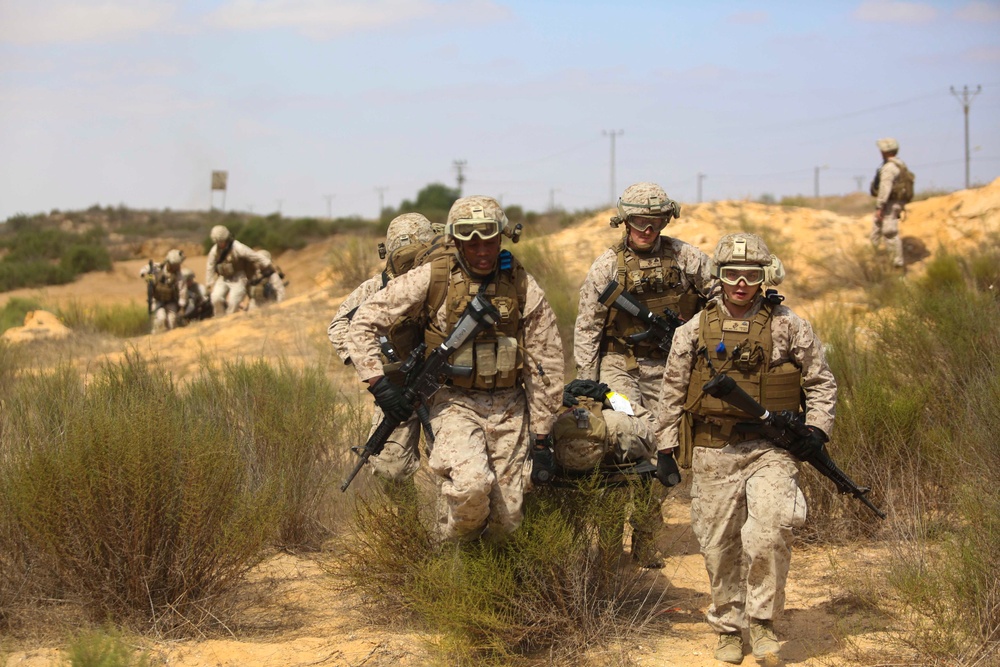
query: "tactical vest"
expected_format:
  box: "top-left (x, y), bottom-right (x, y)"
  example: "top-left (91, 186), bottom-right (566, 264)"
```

top-left (680, 299), bottom-right (802, 463)
top-left (422, 252), bottom-right (528, 391)
top-left (870, 158), bottom-right (915, 204)
top-left (602, 239), bottom-right (704, 362)
top-left (153, 269), bottom-right (181, 304)
top-left (214, 243), bottom-right (246, 279)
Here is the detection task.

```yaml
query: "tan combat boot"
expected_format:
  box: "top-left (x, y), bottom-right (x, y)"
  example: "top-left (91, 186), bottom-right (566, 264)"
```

top-left (714, 632), bottom-right (744, 664)
top-left (748, 618), bottom-right (782, 665)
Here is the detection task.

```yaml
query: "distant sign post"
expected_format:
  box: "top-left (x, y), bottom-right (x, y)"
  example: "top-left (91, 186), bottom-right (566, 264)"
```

top-left (210, 170), bottom-right (228, 211)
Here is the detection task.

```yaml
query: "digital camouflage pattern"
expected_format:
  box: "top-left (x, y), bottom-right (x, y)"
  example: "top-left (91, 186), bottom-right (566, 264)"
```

top-left (386, 213), bottom-right (435, 254)
top-left (328, 274), bottom-right (383, 363)
top-left (657, 294), bottom-right (837, 635)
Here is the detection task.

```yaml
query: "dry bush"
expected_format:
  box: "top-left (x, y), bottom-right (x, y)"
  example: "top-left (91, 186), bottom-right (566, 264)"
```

top-left (329, 236), bottom-right (381, 289)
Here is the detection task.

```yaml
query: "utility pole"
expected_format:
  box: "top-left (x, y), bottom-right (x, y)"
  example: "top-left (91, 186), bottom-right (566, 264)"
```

top-left (697, 173), bottom-right (707, 203)
top-left (548, 188), bottom-right (560, 213)
top-left (950, 84), bottom-right (982, 188)
top-left (602, 129), bottom-right (624, 205)
top-left (375, 186), bottom-right (388, 218)
top-left (813, 165), bottom-right (828, 198)
top-left (324, 194), bottom-right (334, 220)
top-left (275, 199), bottom-right (283, 215)
top-left (854, 175), bottom-right (865, 192)
top-left (453, 160), bottom-right (467, 196)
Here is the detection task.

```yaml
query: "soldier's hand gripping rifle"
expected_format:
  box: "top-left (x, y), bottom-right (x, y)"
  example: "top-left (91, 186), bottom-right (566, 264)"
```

top-left (598, 279), bottom-right (685, 354)
top-left (340, 293), bottom-right (501, 492)
top-left (701, 373), bottom-right (885, 520)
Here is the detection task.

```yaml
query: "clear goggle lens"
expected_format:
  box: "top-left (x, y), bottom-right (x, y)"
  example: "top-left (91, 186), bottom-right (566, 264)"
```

top-left (625, 215), bottom-right (668, 232)
top-left (719, 265), bottom-right (765, 286)
top-left (451, 219), bottom-right (500, 241)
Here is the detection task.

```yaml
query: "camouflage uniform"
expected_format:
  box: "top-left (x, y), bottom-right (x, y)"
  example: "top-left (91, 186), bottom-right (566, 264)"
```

top-left (872, 137), bottom-right (907, 268)
top-left (573, 183), bottom-right (716, 561)
top-left (658, 238), bottom-right (837, 639)
top-left (140, 249), bottom-right (187, 333)
top-left (205, 226), bottom-right (273, 316)
top-left (345, 199), bottom-right (563, 540)
top-left (247, 251), bottom-right (286, 312)
top-left (181, 269), bottom-right (212, 322)
top-left (328, 213), bottom-right (436, 482)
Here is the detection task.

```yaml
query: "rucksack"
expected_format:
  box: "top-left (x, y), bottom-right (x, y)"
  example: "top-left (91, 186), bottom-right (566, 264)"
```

top-left (870, 158), bottom-right (915, 203)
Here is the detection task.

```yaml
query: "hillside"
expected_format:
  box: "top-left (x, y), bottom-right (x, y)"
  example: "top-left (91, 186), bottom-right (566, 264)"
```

top-left (2, 182), bottom-right (999, 666)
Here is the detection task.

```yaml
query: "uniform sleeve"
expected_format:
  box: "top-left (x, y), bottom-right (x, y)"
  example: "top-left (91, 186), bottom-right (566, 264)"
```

top-left (876, 160), bottom-right (900, 209)
top-left (205, 248), bottom-right (218, 286)
top-left (657, 318), bottom-right (701, 451)
top-left (232, 241), bottom-right (273, 272)
top-left (345, 263), bottom-right (431, 382)
top-left (177, 273), bottom-right (188, 309)
top-left (573, 249), bottom-right (616, 380)
top-left (521, 274), bottom-right (565, 435)
top-left (773, 307), bottom-right (837, 436)
top-left (269, 272), bottom-right (286, 301)
top-left (672, 239), bottom-right (719, 299)
top-left (327, 274), bottom-right (383, 364)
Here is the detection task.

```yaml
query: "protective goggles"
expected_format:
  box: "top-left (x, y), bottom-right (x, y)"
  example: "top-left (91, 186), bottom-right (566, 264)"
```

top-left (625, 215), bottom-right (669, 232)
top-left (718, 265), bottom-right (766, 286)
top-left (450, 219), bottom-right (501, 241)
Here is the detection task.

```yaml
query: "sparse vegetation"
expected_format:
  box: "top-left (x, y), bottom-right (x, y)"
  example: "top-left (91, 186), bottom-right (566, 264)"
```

top-left (64, 628), bottom-right (152, 667)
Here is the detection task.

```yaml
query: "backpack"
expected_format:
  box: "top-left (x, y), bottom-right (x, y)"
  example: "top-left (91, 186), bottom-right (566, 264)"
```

top-left (383, 235), bottom-right (451, 284)
top-left (870, 158), bottom-right (915, 203)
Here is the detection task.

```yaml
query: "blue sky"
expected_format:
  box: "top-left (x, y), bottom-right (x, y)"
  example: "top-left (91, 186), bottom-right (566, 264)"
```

top-left (1, 0), bottom-right (998, 221)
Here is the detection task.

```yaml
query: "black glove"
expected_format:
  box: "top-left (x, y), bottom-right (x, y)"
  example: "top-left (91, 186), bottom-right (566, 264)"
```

top-left (562, 379), bottom-right (611, 407)
top-left (530, 436), bottom-right (555, 485)
top-left (367, 376), bottom-right (413, 423)
top-left (655, 450), bottom-right (681, 488)
top-left (786, 425), bottom-right (828, 461)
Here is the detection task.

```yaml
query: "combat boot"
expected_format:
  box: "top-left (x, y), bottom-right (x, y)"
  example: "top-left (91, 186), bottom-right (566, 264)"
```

top-left (748, 618), bottom-right (781, 665)
top-left (714, 632), bottom-right (744, 664)
top-left (629, 530), bottom-right (664, 569)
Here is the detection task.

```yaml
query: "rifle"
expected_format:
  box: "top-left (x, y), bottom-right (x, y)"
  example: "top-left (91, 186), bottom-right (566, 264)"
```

top-left (598, 279), bottom-right (684, 354)
top-left (144, 260), bottom-right (156, 331)
top-left (340, 293), bottom-right (501, 492)
top-left (702, 373), bottom-right (886, 520)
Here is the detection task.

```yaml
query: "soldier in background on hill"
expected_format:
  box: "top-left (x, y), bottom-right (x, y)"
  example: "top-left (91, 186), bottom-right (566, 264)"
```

top-left (180, 267), bottom-right (213, 322)
top-left (574, 182), bottom-right (717, 568)
top-left (871, 137), bottom-right (911, 271)
top-left (205, 225), bottom-right (275, 316)
top-left (328, 213), bottom-right (437, 499)
top-left (247, 249), bottom-right (287, 311)
top-left (140, 248), bottom-right (187, 333)
top-left (345, 197), bottom-right (563, 542)
top-left (658, 233), bottom-right (837, 665)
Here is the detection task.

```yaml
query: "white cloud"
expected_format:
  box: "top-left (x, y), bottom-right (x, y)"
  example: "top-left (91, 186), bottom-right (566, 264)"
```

top-left (727, 11), bottom-right (769, 25)
top-left (203, 0), bottom-right (510, 39)
top-left (0, 1), bottom-right (177, 45)
top-left (853, 0), bottom-right (937, 23)
top-left (955, 1), bottom-right (1000, 21)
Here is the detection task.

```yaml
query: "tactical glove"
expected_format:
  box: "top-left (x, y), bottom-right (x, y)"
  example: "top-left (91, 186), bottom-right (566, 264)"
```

top-left (655, 450), bottom-right (681, 488)
top-left (367, 376), bottom-right (413, 423)
top-left (786, 425), bottom-right (828, 461)
top-left (562, 378), bottom-right (611, 407)
top-left (530, 436), bottom-right (555, 485)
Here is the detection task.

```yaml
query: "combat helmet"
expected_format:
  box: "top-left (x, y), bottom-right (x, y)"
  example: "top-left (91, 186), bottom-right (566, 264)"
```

top-left (385, 213), bottom-right (435, 254)
top-left (445, 196), bottom-right (509, 242)
top-left (181, 268), bottom-right (195, 281)
top-left (210, 225), bottom-right (231, 243)
top-left (611, 182), bottom-right (681, 228)
top-left (711, 233), bottom-right (784, 287)
top-left (876, 137), bottom-right (899, 153)
top-left (165, 249), bottom-right (185, 266)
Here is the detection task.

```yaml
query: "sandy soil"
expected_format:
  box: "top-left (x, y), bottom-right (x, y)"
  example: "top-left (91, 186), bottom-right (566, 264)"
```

top-left (4, 179), bottom-right (999, 665)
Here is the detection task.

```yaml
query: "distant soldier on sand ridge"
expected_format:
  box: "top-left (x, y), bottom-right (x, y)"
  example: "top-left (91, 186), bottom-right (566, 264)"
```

top-left (870, 137), bottom-right (914, 271)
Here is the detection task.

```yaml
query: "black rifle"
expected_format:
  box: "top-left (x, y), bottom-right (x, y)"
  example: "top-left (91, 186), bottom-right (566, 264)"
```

top-left (144, 260), bottom-right (156, 331)
top-left (340, 293), bottom-right (500, 492)
top-left (598, 279), bottom-right (684, 354)
top-left (702, 374), bottom-right (885, 520)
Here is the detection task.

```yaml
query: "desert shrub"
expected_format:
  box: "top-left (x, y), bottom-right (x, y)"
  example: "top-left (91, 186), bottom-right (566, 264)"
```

top-left (337, 479), bottom-right (668, 665)
top-left (0, 354), bottom-right (281, 632)
top-left (64, 627), bottom-right (151, 667)
top-left (184, 358), bottom-right (343, 549)
top-left (0, 259), bottom-right (75, 291)
top-left (816, 248), bottom-right (1000, 661)
top-left (0, 297), bottom-right (42, 333)
top-left (56, 301), bottom-right (150, 338)
top-left (329, 236), bottom-right (380, 289)
top-left (60, 244), bottom-right (112, 275)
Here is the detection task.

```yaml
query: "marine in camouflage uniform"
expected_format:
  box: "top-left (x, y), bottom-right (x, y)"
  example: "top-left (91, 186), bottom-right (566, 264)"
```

top-left (140, 248), bottom-right (187, 333)
top-left (247, 249), bottom-right (287, 312)
top-left (871, 137), bottom-right (907, 269)
top-left (205, 225), bottom-right (274, 316)
top-left (657, 233), bottom-right (837, 665)
top-left (572, 182), bottom-right (716, 566)
top-left (346, 197), bottom-right (563, 541)
top-left (180, 268), bottom-right (213, 322)
top-left (328, 213), bottom-right (436, 484)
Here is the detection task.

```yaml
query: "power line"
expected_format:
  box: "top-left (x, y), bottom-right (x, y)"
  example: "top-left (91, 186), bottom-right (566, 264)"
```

top-left (950, 84), bottom-right (982, 188)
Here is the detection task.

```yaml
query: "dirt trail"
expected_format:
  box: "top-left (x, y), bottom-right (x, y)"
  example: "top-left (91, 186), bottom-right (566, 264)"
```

top-left (5, 180), bottom-right (1000, 665)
